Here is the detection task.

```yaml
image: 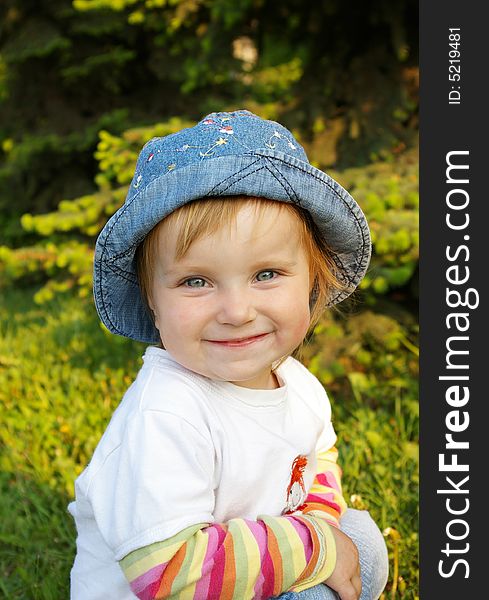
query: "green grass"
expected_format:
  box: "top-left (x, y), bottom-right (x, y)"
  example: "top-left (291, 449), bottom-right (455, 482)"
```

top-left (0, 473), bottom-right (74, 599)
top-left (0, 288), bottom-right (418, 598)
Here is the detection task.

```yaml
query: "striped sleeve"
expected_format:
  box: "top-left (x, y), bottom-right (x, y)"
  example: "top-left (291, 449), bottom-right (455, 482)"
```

top-left (119, 512), bottom-right (337, 599)
top-left (301, 446), bottom-right (348, 528)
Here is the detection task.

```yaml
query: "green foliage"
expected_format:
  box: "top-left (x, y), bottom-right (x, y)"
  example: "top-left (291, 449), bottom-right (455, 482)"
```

top-left (249, 57), bottom-right (304, 103)
top-left (0, 118), bottom-right (192, 301)
top-left (0, 0), bottom-right (418, 243)
top-left (0, 108), bottom-right (131, 234)
top-left (304, 308), bottom-right (418, 396)
top-left (330, 149), bottom-right (419, 299)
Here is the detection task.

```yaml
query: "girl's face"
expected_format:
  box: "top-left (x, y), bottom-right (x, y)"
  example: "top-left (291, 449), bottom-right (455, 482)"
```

top-left (150, 203), bottom-right (311, 389)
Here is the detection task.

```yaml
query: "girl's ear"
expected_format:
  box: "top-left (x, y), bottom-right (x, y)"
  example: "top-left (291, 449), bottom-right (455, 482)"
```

top-left (151, 308), bottom-right (159, 331)
top-left (149, 305), bottom-right (165, 349)
top-left (145, 297), bottom-right (159, 331)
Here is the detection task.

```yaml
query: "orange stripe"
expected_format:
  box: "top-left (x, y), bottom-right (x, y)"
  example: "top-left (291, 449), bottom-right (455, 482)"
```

top-left (156, 543), bottom-right (187, 598)
top-left (302, 503), bottom-right (340, 519)
top-left (220, 533), bottom-right (236, 600)
top-left (267, 526), bottom-right (283, 596)
top-left (295, 518), bottom-right (320, 583)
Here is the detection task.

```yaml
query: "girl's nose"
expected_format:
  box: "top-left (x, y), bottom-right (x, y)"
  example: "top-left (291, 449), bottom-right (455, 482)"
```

top-left (215, 287), bottom-right (257, 326)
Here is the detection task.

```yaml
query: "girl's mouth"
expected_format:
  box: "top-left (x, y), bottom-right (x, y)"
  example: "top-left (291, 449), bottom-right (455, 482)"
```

top-left (205, 332), bottom-right (271, 348)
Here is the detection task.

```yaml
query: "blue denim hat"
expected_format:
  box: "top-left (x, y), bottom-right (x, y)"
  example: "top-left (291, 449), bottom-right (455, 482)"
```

top-left (94, 109), bottom-right (371, 343)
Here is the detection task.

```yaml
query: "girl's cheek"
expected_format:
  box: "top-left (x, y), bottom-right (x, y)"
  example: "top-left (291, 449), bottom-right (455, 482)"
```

top-left (298, 313), bottom-right (312, 338)
top-left (288, 301), bottom-right (311, 339)
top-left (166, 299), bottom-right (208, 329)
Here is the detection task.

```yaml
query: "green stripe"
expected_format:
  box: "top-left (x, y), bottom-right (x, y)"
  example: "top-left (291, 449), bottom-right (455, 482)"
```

top-left (119, 522), bottom-right (205, 570)
top-left (228, 520), bottom-right (248, 600)
top-left (260, 516), bottom-right (295, 590)
top-left (171, 532), bottom-right (197, 593)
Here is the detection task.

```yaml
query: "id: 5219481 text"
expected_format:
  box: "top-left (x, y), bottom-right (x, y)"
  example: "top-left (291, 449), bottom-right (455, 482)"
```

top-left (448, 28), bottom-right (461, 105)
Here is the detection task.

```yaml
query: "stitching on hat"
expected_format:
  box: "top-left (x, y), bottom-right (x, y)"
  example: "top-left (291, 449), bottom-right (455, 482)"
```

top-left (327, 249), bottom-right (370, 305)
top-left (96, 182), bottom-right (146, 325)
top-left (208, 152), bottom-right (369, 305)
top-left (96, 263), bottom-right (120, 334)
top-left (96, 268), bottom-right (124, 335)
top-left (205, 156), bottom-right (262, 194)
top-left (107, 168), bottom-right (284, 265)
top-left (208, 157), bottom-right (297, 202)
top-left (213, 165), bottom-right (268, 196)
top-left (107, 234), bottom-right (148, 264)
top-left (328, 255), bottom-right (351, 305)
top-left (261, 158), bottom-right (300, 204)
top-left (331, 253), bottom-right (347, 275)
top-left (97, 262), bottom-right (149, 338)
top-left (106, 261), bottom-right (138, 284)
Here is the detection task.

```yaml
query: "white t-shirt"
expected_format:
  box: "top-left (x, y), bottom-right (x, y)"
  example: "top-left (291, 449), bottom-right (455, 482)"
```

top-left (68, 347), bottom-right (337, 599)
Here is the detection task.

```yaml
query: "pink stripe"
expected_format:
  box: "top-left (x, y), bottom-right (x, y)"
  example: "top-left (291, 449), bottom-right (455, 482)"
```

top-left (306, 491), bottom-right (341, 511)
top-left (260, 530), bottom-right (275, 600)
top-left (194, 526), bottom-right (220, 599)
top-left (253, 568), bottom-right (265, 600)
top-left (130, 562), bottom-right (167, 599)
top-left (311, 493), bottom-right (341, 514)
top-left (316, 472), bottom-right (341, 491)
top-left (290, 516), bottom-right (313, 563)
top-left (244, 520), bottom-right (267, 599)
top-left (245, 519), bottom-right (268, 556)
top-left (243, 519), bottom-right (270, 598)
top-left (207, 525), bottom-right (227, 599)
top-left (306, 492), bottom-right (328, 503)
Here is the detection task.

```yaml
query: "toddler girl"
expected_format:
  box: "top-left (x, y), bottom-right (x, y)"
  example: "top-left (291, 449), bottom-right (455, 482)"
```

top-left (69, 110), bottom-right (388, 599)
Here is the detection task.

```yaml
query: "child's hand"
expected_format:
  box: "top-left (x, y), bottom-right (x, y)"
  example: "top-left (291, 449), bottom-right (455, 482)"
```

top-left (324, 527), bottom-right (362, 600)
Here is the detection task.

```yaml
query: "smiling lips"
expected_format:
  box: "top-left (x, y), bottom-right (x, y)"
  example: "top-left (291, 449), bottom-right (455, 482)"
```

top-left (205, 332), bottom-right (271, 348)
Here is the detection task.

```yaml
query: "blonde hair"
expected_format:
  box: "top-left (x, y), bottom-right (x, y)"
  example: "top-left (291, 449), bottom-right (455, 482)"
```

top-left (136, 196), bottom-right (345, 342)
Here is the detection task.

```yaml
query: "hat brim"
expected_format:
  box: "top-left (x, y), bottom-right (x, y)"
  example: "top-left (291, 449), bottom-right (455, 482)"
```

top-left (94, 149), bottom-right (371, 343)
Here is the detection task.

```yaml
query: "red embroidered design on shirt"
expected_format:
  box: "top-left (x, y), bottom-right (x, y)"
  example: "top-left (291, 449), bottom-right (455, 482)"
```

top-left (282, 455), bottom-right (308, 515)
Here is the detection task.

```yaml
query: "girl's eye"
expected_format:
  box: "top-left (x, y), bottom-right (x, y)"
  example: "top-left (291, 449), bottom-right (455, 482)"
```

top-left (256, 270), bottom-right (276, 282)
top-left (183, 277), bottom-right (207, 288)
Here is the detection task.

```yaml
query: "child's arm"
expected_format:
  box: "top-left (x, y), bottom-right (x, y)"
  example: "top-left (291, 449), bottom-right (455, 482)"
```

top-left (301, 446), bottom-right (348, 528)
top-left (119, 511), bottom-right (337, 599)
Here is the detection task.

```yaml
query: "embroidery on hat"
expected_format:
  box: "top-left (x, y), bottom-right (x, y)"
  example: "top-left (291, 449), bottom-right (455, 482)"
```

top-left (265, 130), bottom-right (298, 151)
top-left (282, 454), bottom-right (308, 515)
top-left (133, 174), bottom-right (143, 188)
top-left (156, 112), bottom-right (301, 176)
top-left (219, 125), bottom-right (234, 135)
top-left (199, 137), bottom-right (228, 157)
top-left (176, 143), bottom-right (203, 152)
